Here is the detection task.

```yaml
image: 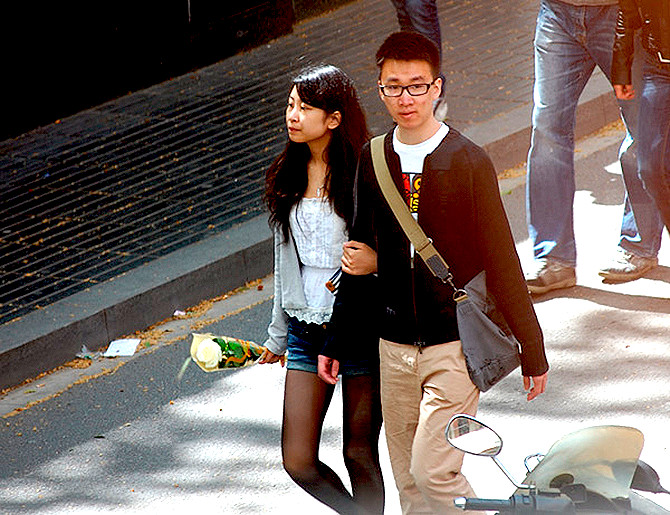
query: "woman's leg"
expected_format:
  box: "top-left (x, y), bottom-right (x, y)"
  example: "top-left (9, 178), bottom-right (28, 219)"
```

top-left (342, 373), bottom-right (385, 514)
top-left (282, 369), bottom-right (358, 513)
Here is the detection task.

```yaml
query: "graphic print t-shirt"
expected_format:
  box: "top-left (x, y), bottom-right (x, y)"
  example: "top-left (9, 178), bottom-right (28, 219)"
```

top-left (392, 123), bottom-right (450, 218)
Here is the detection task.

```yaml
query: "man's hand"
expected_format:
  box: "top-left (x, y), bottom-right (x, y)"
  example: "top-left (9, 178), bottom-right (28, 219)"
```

top-left (523, 372), bottom-right (548, 401)
top-left (317, 355), bottom-right (340, 384)
top-left (614, 84), bottom-right (635, 100)
top-left (341, 241), bottom-right (377, 275)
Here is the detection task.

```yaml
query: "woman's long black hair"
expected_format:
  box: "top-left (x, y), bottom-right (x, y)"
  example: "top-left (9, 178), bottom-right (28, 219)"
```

top-left (265, 65), bottom-right (369, 242)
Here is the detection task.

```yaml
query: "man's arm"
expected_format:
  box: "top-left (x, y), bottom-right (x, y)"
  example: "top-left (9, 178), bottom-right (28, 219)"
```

top-left (317, 355), bottom-right (340, 384)
top-left (475, 160), bottom-right (550, 398)
top-left (318, 143), bottom-right (379, 382)
top-left (469, 145), bottom-right (549, 380)
top-left (612, 0), bottom-right (642, 94)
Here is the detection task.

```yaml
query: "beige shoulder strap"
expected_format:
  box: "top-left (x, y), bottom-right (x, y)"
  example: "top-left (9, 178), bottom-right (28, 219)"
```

top-left (369, 135), bottom-right (459, 294)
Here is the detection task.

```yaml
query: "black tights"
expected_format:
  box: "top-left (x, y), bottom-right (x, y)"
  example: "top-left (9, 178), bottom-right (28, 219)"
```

top-left (281, 369), bottom-right (384, 514)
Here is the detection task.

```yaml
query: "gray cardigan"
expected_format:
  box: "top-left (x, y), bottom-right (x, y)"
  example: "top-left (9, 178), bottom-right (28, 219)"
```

top-left (264, 229), bottom-right (336, 355)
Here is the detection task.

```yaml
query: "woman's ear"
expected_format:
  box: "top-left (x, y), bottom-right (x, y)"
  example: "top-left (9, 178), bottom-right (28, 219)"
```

top-left (327, 111), bottom-right (342, 130)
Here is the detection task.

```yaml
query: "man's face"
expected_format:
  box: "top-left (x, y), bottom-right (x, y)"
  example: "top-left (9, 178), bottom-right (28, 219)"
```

top-left (378, 59), bottom-right (441, 133)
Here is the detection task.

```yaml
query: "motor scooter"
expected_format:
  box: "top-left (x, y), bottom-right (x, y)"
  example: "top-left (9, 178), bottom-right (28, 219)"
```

top-left (445, 414), bottom-right (669, 513)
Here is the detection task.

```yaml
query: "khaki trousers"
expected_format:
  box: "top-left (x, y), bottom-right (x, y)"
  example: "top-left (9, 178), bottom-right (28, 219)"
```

top-left (379, 339), bottom-right (480, 514)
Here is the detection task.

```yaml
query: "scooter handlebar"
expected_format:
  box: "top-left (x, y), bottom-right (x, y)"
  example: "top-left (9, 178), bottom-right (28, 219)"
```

top-left (454, 497), bottom-right (514, 511)
top-left (455, 493), bottom-right (575, 512)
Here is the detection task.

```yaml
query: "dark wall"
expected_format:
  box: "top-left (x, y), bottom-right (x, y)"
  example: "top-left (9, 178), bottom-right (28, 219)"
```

top-left (2, 0), bottom-right (295, 141)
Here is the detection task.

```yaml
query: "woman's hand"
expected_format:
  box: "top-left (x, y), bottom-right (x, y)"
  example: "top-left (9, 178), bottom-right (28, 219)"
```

top-left (259, 348), bottom-right (286, 366)
top-left (341, 240), bottom-right (377, 275)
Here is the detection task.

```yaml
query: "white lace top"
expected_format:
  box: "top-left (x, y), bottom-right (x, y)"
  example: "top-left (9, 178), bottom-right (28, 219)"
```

top-left (288, 197), bottom-right (347, 323)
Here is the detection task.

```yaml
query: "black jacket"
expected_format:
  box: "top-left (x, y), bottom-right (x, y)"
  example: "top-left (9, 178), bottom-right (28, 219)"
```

top-left (329, 128), bottom-right (548, 377)
top-left (612, 0), bottom-right (670, 85)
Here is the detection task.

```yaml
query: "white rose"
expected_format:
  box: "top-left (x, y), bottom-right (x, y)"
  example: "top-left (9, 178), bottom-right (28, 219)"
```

top-left (194, 338), bottom-right (223, 370)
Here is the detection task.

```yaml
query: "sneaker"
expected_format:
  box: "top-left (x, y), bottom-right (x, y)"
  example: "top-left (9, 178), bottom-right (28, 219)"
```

top-left (525, 258), bottom-right (576, 294)
top-left (598, 249), bottom-right (658, 283)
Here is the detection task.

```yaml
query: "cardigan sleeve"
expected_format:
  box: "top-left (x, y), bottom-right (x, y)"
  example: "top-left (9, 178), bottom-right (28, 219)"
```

top-left (612, 0), bottom-right (642, 86)
top-left (468, 145), bottom-right (549, 376)
top-left (322, 146), bottom-right (381, 361)
top-left (264, 230), bottom-right (289, 355)
top-left (321, 271), bottom-right (380, 361)
top-left (347, 143), bottom-right (378, 249)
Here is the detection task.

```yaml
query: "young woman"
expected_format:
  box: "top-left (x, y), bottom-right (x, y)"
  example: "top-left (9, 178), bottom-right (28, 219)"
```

top-left (259, 65), bottom-right (384, 514)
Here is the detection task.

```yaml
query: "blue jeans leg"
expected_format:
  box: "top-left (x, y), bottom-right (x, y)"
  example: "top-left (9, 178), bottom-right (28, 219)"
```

top-left (390, 0), bottom-right (442, 58)
top-left (616, 41), bottom-right (665, 258)
top-left (527, 1), bottom-right (603, 265)
top-left (637, 53), bottom-right (670, 232)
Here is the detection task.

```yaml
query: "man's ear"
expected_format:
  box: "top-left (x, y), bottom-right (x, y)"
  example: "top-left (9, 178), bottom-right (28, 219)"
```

top-left (377, 81), bottom-right (385, 102)
top-left (327, 111), bottom-right (342, 130)
top-left (434, 77), bottom-right (443, 98)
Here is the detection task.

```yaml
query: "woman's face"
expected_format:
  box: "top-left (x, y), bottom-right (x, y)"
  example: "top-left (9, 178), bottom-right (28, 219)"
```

top-left (285, 86), bottom-right (340, 146)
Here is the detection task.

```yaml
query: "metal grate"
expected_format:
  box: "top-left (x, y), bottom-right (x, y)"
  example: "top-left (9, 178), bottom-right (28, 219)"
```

top-left (0, 82), bottom-right (289, 325)
top-left (0, 0), bottom-right (537, 326)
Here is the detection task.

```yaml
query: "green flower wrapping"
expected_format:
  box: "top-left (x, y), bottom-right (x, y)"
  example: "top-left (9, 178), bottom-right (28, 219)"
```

top-left (190, 333), bottom-right (265, 372)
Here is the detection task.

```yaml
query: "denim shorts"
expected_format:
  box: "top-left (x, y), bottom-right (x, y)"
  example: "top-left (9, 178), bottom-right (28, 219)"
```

top-left (286, 317), bottom-right (376, 376)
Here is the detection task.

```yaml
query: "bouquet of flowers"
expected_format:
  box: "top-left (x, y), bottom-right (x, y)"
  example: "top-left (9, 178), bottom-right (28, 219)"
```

top-left (190, 332), bottom-right (266, 372)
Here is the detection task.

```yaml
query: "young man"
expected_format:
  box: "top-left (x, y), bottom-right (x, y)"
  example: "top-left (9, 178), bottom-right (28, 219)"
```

top-left (319, 31), bottom-right (549, 513)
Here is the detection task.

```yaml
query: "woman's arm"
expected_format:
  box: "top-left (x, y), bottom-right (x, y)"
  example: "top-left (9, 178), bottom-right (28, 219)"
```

top-left (263, 231), bottom-right (289, 358)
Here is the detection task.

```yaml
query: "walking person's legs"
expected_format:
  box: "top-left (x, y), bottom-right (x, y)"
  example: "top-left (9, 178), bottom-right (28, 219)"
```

top-left (587, 17), bottom-right (665, 281)
top-left (389, 0), bottom-right (441, 56)
top-left (612, 57), bottom-right (664, 263)
top-left (637, 54), bottom-right (670, 231)
top-left (282, 369), bottom-right (359, 513)
top-left (379, 339), bottom-right (427, 514)
top-left (526, 0), bottom-right (599, 292)
top-left (527, 1), bottom-right (595, 266)
top-left (599, 92), bottom-right (663, 279)
top-left (379, 340), bottom-right (480, 514)
top-left (410, 342), bottom-right (479, 514)
top-left (342, 373), bottom-right (385, 513)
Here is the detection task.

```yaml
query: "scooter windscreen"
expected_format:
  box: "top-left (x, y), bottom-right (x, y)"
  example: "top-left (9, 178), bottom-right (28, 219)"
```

top-left (519, 425), bottom-right (644, 501)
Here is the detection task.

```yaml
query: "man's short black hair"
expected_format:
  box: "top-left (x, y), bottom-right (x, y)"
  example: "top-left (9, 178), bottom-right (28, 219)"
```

top-left (376, 31), bottom-right (441, 78)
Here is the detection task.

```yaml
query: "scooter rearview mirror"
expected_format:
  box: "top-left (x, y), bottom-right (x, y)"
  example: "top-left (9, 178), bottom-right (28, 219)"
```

top-left (446, 414), bottom-right (502, 457)
top-left (447, 414), bottom-right (531, 490)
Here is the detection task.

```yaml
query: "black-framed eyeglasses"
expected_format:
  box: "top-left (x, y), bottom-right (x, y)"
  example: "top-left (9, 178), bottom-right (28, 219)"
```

top-left (379, 79), bottom-right (436, 97)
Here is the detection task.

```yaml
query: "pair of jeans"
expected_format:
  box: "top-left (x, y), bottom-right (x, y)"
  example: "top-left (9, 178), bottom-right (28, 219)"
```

top-left (286, 318), bottom-right (375, 376)
top-left (637, 50), bottom-right (670, 231)
top-left (390, 0), bottom-right (442, 59)
top-left (527, 0), bottom-right (664, 266)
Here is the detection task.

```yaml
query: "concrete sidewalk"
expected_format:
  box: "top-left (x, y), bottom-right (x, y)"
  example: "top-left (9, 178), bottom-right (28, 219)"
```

top-left (0, 0), bottom-right (621, 390)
